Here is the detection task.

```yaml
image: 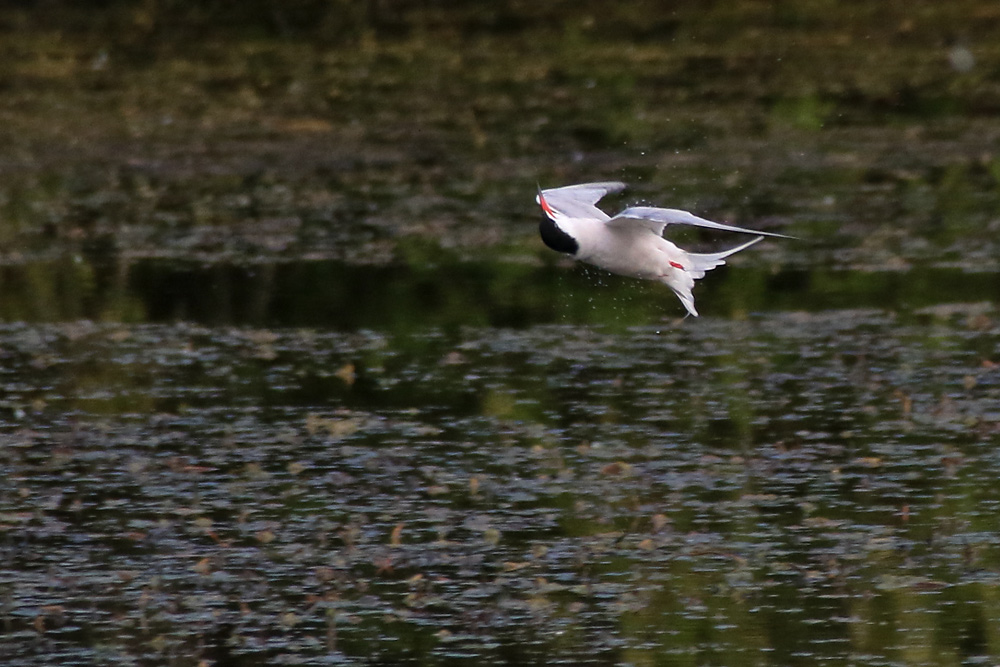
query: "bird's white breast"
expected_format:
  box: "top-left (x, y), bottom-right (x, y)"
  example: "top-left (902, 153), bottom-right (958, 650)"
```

top-left (570, 220), bottom-right (682, 280)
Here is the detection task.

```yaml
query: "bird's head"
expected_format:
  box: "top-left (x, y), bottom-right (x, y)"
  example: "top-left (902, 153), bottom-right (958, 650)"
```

top-left (536, 188), bottom-right (579, 255)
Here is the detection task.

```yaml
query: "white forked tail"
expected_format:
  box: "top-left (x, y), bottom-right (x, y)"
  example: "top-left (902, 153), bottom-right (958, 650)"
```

top-left (667, 236), bottom-right (764, 317)
top-left (686, 235), bottom-right (763, 279)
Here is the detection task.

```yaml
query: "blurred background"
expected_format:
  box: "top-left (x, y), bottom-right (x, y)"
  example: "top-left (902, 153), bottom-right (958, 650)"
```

top-left (1, 2), bottom-right (999, 665)
top-left (1, 0), bottom-right (998, 322)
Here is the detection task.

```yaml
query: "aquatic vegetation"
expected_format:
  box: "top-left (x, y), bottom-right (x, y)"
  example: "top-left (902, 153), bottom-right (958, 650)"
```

top-left (0, 2), bottom-right (999, 664)
top-left (0, 307), bottom-right (998, 664)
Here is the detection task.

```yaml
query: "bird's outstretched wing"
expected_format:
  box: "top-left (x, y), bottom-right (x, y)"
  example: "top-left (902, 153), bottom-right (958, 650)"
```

top-left (537, 182), bottom-right (627, 222)
top-left (608, 206), bottom-right (795, 238)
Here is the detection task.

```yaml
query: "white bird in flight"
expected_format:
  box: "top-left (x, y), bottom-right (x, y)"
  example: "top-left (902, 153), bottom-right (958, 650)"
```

top-left (536, 181), bottom-right (793, 317)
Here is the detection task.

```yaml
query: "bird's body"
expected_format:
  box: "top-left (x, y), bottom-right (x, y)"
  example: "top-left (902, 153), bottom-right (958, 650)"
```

top-left (536, 182), bottom-right (792, 316)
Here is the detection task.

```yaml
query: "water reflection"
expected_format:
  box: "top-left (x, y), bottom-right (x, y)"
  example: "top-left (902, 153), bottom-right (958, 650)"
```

top-left (4, 0), bottom-right (1000, 662)
top-left (0, 254), bottom-right (997, 329)
top-left (0, 303), bottom-right (997, 664)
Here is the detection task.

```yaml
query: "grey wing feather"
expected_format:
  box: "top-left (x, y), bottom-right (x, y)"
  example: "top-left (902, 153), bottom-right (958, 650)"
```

top-left (608, 206), bottom-right (796, 238)
top-left (538, 182), bottom-right (627, 221)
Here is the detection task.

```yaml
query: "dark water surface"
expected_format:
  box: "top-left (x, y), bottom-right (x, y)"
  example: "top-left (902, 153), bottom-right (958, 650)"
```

top-left (1, 260), bottom-right (998, 666)
top-left (2, 2), bottom-right (1000, 665)
top-left (1, 256), bottom-right (999, 329)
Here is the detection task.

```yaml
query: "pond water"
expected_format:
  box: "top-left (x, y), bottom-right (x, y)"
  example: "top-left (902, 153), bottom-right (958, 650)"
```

top-left (2, 3), bottom-right (1000, 666)
top-left (1, 256), bottom-right (998, 666)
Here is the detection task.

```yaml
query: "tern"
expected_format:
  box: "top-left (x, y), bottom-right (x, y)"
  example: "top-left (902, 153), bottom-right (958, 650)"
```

top-left (536, 181), bottom-right (793, 316)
